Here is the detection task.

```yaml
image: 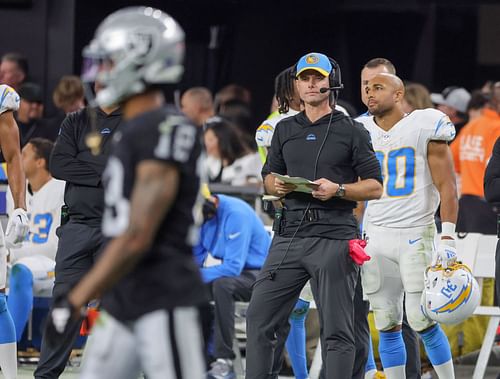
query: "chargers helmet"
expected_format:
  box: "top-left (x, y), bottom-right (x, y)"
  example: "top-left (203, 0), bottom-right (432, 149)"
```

top-left (421, 262), bottom-right (480, 324)
top-left (81, 6), bottom-right (185, 107)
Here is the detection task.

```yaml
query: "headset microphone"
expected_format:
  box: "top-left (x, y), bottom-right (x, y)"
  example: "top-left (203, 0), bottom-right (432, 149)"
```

top-left (319, 84), bottom-right (345, 93)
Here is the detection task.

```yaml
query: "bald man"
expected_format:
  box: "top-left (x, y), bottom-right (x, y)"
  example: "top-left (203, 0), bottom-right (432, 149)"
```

top-left (358, 63), bottom-right (422, 379)
top-left (181, 87), bottom-right (215, 126)
top-left (356, 74), bottom-right (458, 379)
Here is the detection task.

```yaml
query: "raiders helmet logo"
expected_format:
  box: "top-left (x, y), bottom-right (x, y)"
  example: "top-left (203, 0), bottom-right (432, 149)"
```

top-left (130, 29), bottom-right (155, 60)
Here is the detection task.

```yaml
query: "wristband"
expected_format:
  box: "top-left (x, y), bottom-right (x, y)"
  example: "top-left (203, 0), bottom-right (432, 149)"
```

top-left (441, 222), bottom-right (456, 237)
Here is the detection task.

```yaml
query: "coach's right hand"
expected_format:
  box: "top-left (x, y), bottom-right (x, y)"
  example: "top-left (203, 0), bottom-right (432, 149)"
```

top-left (274, 178), bottom-right (296, 197)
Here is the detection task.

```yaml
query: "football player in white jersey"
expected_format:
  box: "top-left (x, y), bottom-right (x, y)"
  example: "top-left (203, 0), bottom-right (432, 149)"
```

top-left (6, 138), bottom-right (65, 343)
top-left (0, 84), bottom-right (29, 379)
top-left (357, 73), bottom-right (458, 379)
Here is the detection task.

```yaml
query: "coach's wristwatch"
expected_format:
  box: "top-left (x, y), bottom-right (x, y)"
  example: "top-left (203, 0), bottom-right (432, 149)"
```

top-left (335, 184), bottom-right (346, 198)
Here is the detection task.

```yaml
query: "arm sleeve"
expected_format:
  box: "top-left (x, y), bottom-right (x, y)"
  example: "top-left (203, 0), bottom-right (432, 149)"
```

top-left (200, 212), bottom-right (252, 283)
top-left (484, 137), bottom-right (500, 203)
top-left (49, 112), bottom-right (102, 186)
top-left (76, 150), bottom-right (108, 178)
top-left (351, 122), bottom-right (383, 183)
top-left (261, 122), bottom-right (287, 179)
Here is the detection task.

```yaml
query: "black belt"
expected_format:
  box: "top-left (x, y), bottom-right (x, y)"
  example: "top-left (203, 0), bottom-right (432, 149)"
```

top-left (283, 208), bottom-right (351, 223)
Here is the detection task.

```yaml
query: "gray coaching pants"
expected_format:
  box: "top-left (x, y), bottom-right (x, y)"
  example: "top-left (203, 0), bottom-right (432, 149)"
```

top-left (246, 235), bottom-right (359, 379)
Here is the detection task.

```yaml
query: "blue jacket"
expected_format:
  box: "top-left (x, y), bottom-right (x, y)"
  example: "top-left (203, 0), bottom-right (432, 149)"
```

top-left (193, 195), bottom-right (271, 283)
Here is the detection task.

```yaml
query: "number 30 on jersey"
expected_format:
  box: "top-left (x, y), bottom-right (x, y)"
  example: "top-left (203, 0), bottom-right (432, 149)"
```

top-left (375, 147), bottom-right (415, 197)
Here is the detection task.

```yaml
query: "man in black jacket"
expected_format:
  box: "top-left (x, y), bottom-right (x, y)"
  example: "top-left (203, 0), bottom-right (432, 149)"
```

top-left (34, 101), bottom-right (123, 379)
top-left (245, 52), bottom-right (383, 379)
top-left (41, 7), bottom-right (207, 379)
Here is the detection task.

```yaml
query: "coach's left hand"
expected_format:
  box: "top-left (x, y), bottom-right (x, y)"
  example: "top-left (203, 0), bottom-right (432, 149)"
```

top-left (312, 178), bottom-right (339, 201)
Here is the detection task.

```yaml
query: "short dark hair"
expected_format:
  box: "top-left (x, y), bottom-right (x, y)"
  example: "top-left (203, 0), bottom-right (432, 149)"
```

top-left (28, 138), bottom-right (54, 170)
top-left (363, 58), bottom-right (396, 75)
top-left (2, 52), bottom-right (29, 76)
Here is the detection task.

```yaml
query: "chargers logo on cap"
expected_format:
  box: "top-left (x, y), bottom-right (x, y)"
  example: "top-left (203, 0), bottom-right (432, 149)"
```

top-left (306, 55), bottom-right (319, 64)
top-left (296, 52), bottom-right (332, 77)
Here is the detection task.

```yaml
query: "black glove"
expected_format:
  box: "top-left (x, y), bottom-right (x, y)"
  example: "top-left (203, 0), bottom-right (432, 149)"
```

top-left (44, 295), bottom-right (82, 347)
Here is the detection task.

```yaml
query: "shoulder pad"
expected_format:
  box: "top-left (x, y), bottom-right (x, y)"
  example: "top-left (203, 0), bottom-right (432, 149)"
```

top-left (355, 114), bottom-right (372, 123)
top-left (354, 115), bottom-right (375, 131)
top-left (413, 109), bottom-right (456, 142)
top-left (255, 119), bottom-right (276, 148)
top-left (0, 85), bottom-right (20, 115)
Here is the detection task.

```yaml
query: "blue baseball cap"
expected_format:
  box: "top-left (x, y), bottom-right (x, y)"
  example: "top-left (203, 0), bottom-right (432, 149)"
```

top-left (296, 53), bottom-right (332, 77)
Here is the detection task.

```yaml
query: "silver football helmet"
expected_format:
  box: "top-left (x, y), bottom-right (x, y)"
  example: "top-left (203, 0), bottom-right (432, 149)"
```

top-left (82, 6), bottom-right (185, 107)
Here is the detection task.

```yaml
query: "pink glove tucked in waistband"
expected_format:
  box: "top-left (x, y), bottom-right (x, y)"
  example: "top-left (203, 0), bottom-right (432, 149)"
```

top-left (349, 239), bottom-right (371, 265)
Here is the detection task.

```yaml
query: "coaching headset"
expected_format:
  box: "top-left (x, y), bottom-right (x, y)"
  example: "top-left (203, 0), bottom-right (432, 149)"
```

top-left (320, 56), bottom-right (344, 105)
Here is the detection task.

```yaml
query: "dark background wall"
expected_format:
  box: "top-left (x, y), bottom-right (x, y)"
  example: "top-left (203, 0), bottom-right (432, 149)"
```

top-left (0, 0), bottom-right (498, 123)
top-left (0, 0), bottom-right (75, 109)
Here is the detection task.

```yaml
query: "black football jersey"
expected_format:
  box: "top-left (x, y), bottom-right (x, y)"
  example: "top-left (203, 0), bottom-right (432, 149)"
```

top-left (100, 105), bottom-right (207, 321)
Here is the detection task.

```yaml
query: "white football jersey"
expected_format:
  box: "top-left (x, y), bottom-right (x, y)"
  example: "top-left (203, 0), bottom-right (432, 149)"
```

top-left (0, 84), bottom-right (20, 115)
top-left (255, 109), bottom-right (300, 148)
top-left (7, 178), bottom-right (65, 262)
top-left (357, 109), bottom-right (456, 227)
